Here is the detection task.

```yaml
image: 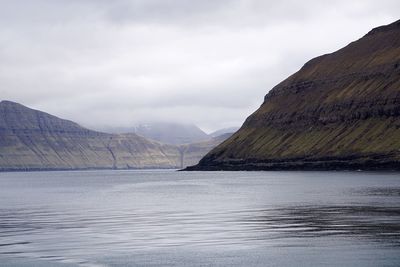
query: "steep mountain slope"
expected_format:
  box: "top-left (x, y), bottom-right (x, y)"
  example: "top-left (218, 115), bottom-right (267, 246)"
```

top-left (0, 101), bottom-right (181, 170)
top-left (133, 122), bottom-right (210, 145)
top-left (188, 19), bottom-right (400, 171)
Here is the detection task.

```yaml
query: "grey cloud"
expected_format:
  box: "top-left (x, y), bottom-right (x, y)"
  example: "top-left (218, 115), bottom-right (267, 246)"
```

top-left (0, 0), bottom-right (399, 131)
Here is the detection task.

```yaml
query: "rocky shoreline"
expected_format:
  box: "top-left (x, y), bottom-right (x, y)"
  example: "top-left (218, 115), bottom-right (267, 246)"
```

top-left (185, 157), bottom-right (400, 171)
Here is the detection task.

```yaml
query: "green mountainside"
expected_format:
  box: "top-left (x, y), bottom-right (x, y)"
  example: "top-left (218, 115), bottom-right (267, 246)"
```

top-left (187, 19), bottom-right (400, 171)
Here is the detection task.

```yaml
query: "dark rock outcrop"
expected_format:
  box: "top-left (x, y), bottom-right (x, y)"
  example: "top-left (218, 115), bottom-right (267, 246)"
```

top-left (187, 19), bottom-right (400, 171)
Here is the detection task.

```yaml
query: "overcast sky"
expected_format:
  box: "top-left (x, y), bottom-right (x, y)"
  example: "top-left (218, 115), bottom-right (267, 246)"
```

top-left (0, 0), bottom-right (398, 132)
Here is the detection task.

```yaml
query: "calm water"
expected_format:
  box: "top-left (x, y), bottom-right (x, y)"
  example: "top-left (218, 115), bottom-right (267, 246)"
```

top-left (0, 170), bottom-right (400, 266)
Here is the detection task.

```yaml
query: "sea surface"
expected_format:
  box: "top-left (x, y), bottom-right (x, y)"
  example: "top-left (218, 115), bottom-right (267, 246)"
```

top-left (0, 170), bottom-right (400, 266)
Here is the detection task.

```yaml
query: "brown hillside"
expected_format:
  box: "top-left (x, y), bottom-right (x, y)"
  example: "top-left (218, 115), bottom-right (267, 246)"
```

top-left (188, 19), bottom-right (400, 171)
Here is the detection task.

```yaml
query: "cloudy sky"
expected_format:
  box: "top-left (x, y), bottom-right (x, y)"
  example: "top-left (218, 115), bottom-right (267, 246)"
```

top-left (0, 0), bottom-right (398, 132)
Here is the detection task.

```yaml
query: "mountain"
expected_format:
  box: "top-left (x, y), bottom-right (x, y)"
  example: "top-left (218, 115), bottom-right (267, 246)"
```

top-left (179, 133), bottom-right (234, 168)
top-left (0, 101), bottom-right (232, 171)
top-left (187, 20), bottom-right (400, 171)
top-left (208, 127), bottom-right (239, 138)
top-left (132, 122), bottom-right (210, 145)
top-left (92, 126), bottom-right (136, 134)
top-left (0, 101), bottom-right (181, 171)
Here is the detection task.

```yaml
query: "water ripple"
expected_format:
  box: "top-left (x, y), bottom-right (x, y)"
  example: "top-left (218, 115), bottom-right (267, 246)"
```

top-left (1, 170), bottom-right (400, 266)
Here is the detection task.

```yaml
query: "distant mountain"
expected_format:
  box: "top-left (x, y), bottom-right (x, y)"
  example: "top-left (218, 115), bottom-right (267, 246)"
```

top-left (93, 126), bottom-right (136, 134)
top-left (187, 19), bottom-right (400, 171)
top-left (132, 122), bottom-right (210, 145)
top-left (0, 101), bottom-right (233, 171)
top-left (0, 101), bottom-right (181, 171)
top-left (209, 127), bottom-right (239, 138)
top-left (179, 133), bottom-right (233, 168)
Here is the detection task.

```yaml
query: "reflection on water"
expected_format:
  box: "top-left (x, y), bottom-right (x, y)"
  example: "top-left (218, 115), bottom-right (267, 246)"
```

top-left (1, 205), bottom-right (400, 252)
top-left (0, 170), bottom-right (400, 266)
top-left (352, 187), bottom-right (400, 197)
top-left (245, 205), bottom-right (400, 244)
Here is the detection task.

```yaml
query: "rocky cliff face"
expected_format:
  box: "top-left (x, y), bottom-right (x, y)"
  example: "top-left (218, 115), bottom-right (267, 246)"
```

top-left (0, 101), bottom-right (230, 171)
top-left (0, 101), bottom-right (181, 170)
top-left (188, 19), bottom-right (400, 171)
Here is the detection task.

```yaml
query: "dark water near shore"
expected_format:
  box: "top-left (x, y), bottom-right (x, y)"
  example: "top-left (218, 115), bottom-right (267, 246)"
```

top-left (0, 170), bottom-right (400, 266)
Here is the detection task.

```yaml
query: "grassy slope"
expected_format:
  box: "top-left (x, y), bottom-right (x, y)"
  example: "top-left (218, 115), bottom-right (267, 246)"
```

top-left (193, 20), bottom-right (400, 170)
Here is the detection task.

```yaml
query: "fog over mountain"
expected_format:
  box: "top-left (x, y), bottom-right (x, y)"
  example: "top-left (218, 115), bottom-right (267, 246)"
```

top-left (209, 127), bottom-right (240, 138)
top-left (0, 0), bottom-right (399, 131)
top-left (132, 122), bottom-right (210, 145)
